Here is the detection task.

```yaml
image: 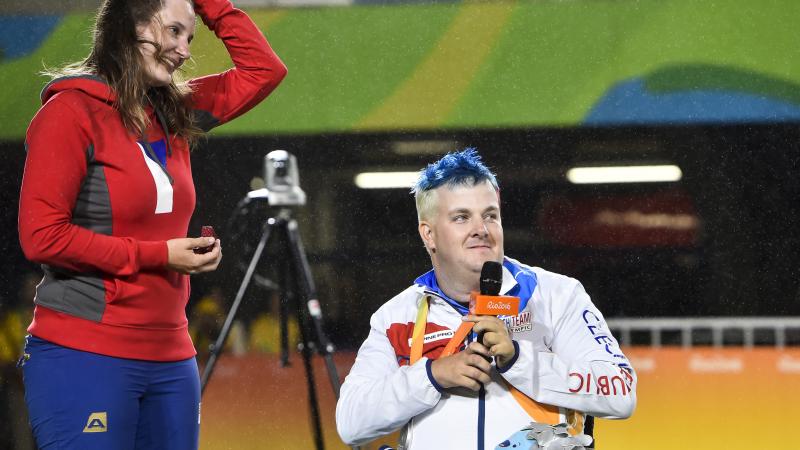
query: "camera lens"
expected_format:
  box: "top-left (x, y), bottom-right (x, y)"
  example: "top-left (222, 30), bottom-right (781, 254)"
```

top-left (273, 160), bottom-right (288, 178)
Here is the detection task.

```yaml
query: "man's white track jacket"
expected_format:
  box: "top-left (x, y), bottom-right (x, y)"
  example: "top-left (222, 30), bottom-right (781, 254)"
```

top-left (336, 258), bottom-right (636, 449)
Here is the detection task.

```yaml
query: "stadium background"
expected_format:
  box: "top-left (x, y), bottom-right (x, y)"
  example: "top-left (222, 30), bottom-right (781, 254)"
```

top-left (1, 0), bottom-right (799, 448)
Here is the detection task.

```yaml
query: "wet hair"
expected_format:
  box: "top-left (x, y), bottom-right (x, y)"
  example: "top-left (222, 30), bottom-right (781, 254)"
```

top-left (412, 148), bottom-right (499, 221)
top-left (44, 0), bottom-right (202, 144)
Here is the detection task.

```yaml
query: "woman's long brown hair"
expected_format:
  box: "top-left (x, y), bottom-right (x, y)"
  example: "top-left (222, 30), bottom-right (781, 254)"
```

top-left (46, 0), bottom-right (203, 145)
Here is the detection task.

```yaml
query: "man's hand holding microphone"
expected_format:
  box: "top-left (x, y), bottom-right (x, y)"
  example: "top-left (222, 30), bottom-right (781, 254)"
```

top-left (431, 261), bottom-right (518, 391)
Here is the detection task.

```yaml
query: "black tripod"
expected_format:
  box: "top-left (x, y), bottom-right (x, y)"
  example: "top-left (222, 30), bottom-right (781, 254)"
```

top-left (200, 208), bottom-right (342, 450)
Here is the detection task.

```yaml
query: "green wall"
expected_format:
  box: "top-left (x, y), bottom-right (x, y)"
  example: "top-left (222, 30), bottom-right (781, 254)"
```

top-left (1, 0), bottom-right (799, 140)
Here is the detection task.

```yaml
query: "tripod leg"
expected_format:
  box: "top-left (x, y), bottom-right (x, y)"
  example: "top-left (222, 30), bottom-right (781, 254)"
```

top-left (282, 223), bottom-right (326, 450)
top-left (200, 219), bottom-right (274, 395)
top-left (285, 218), bottom-right (365, 450)
top-left (279, 281), bottom-right (291, 367)
top-left (296, 312), bottom-right (325, 450)
top-left (284, 219), bottom-right (343, 398)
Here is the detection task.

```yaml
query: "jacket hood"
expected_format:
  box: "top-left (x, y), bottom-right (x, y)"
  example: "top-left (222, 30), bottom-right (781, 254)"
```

top-left (41, 75), bottom-right (116, 105)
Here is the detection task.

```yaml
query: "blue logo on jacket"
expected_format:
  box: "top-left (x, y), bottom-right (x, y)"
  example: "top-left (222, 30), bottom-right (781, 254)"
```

top-left (140, 139), bottom-right (168, 166)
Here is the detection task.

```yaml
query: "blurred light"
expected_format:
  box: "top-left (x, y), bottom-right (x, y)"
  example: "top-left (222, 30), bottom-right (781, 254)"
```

top-left (567, 165), bottom-right (682, 184)
top-left (392, 140), bottom-right (459, 155)
top-left (354, 172), bottom-right (419, 189)
top-left (594, 210), bottom-right (698, 230)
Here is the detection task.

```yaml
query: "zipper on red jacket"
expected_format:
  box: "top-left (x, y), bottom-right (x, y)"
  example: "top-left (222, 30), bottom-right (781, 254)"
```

top-left (140, 104), bottom-right (175, 184)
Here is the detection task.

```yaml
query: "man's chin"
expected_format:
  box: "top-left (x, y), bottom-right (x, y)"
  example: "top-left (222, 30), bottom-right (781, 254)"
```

top-left (467, 255), bottom-right (502, 271)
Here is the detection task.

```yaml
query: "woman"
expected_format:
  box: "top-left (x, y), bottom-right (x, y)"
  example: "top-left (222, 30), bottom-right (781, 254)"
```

top-left (17, 0), bottom-right (286, 447)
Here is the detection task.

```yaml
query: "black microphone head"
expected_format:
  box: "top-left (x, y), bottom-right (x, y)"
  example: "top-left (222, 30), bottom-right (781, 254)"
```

top-left (480, 261), bottom-right (503, 296)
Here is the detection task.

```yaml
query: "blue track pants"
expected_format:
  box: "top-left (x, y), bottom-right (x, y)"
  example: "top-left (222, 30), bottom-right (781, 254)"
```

top-left (22, 335), bottom-right (201, 450)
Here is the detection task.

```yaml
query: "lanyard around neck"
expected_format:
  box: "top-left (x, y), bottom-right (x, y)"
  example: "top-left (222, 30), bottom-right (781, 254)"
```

top-left (410, 296), bottom-right (474, 365)
top-left (408, 295), bottom-right (581, 433)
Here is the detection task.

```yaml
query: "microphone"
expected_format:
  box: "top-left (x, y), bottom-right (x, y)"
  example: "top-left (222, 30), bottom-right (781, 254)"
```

top-left (480, 260), bottom-right (503, 296)
top-left (470, 261), bottom-right (519, 317)
top-left (440, 261), bottom-right (519, 358)
top-left (471, 261), bottom-right (519, 348)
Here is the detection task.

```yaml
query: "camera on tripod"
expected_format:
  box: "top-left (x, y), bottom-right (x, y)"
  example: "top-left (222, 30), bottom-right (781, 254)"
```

top-left (247, 150), bottom-right (307, 206)
top-left (204, 149), bottom-right (345, 450)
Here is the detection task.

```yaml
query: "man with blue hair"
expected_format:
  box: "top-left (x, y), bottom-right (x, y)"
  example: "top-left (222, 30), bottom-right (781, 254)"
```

top-left (336, 149), bottom-right (636, 450)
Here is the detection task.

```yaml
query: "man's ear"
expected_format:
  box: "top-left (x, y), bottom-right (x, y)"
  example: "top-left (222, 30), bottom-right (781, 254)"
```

top-left (418, 221), bottom-right (435, 254)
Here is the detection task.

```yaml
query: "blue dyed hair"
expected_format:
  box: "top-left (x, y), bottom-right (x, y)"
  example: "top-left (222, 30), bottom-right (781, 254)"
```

top-left (411, 147), bottom-right (499, 195)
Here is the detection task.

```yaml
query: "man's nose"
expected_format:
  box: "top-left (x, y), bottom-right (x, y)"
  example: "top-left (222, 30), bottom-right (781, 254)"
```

top-left (471, 219), bottom-right (489, 237)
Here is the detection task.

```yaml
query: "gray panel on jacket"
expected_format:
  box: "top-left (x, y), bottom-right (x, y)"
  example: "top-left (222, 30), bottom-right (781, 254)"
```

top-left (194, 109), bottom-right (220, 132)
top-left (72, 145), bottom-right (113, 235)
top-left (36, 267), bottom-right (107, 322)
top-left (35, 143), bottom-right (110, 321)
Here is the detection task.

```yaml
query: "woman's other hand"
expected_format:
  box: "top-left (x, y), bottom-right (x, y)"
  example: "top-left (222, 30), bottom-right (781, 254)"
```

top-left (166, 237), bottom-right (222, 274)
